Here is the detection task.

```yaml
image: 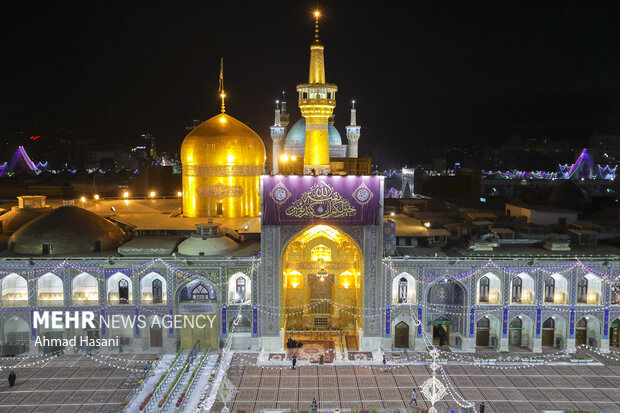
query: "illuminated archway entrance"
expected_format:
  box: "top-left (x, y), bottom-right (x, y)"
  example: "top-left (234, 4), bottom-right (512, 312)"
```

top-left (281, 225), bottom-right (363, 335)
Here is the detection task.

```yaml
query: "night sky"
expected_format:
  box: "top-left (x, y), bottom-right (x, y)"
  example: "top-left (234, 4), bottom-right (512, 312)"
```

top-left (3, 1), bottom-right (620, 168)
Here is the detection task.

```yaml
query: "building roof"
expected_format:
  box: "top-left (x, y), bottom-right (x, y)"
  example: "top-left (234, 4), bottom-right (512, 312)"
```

top-left (8, 206), bottom-right (125, 255)
top-left (84, 199), bottom-right (261, 234)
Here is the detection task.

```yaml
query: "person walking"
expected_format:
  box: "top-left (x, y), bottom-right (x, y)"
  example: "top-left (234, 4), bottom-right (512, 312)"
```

top-left (292, 354), bottom-right (297, 370)
top-left (479, 401), bottom-right (485, 413)
top-left (409, 389), bottom-right (418, 406)
top-left (382, 354), bottom-right (387, 371)
top-left (311, 397), bottom-right (318, 412)
top-left (8, 371), bottom-right (16, 387)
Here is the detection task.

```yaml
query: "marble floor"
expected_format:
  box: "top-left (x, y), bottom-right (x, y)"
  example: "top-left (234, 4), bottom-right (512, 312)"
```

top-left (0, 353), bottom-right (156, 412)
top-left (217, 351), bottom-right (620, 413)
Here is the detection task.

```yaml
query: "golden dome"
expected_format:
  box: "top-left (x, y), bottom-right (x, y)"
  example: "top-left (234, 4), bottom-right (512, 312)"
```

top-left (181, 113), bottom-right (266, 218)
top-left (181, 113), bottom-right (265, 167)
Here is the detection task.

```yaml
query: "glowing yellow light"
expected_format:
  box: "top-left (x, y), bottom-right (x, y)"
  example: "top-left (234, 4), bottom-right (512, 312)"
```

top-left (291, 155), bottom-right (297, 161)
top-left (314, 10), bottom-right (320, 17)
top-left (311, 244), bottom-right (332, 262)
top-left (554, 293), bottom-right (563, 303)
top-left (343, 281), bottom-right (349, 289)
top-left (219, 116), bottom-right (227, 123)
top-left (220, 93), bottom-right (226, 99)
top-left (280, 154), bottom-right (289, 162)
top-left (80, 196), bottom-right (86, 203)
top-left (94, 194), bottom-right (100, 200)
top-left (423, 221), bottom-right (431, 228)
top-left (292, 281), bottom-right (298, 288)
top-left (124, 199), bottom-right (129, 205)
top-left (227, 153), bottom-right (235, 163)
top-left (177, 191), bottom-right (182, 197)
top-left (122, 191), bottom-right (129, 198)
top-left (149, 191), bottom-right (156, 198)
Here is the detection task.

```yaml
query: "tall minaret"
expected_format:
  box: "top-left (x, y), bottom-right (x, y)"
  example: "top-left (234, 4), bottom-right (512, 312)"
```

top-left (297, 11), bottom-right (337, 175)
top-left (270, 101), bottom-right (285, 173)
top-left (346, 100), bottom-right (361, 158)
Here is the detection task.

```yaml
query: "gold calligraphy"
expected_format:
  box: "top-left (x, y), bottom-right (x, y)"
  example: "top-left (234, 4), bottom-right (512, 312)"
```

top-left (285, 181), bottom-right (356, 219)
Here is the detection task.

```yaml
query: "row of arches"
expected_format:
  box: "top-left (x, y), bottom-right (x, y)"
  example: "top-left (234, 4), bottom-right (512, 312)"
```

top-left (392, 271), bottom-right (605, 306)
top-left (391, 313), bottom-right (617, 351)
top-left (476, 272), bottom-right (603, 305)
top-left (1, 271), bottom-right (252, 306)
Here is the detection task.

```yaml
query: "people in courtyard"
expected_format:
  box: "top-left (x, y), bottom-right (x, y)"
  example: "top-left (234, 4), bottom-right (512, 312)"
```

top-left (382, 353), bottom-right (387, 371)
top-left (409, 389), bottom-right (418, 406)
top-left (8, 371), bottom-right (16, 387)
top-left (292, 353), bottom-right (297, 369)
top-left (311, 397), bottom-right (318, 412)
top-left (479, 401), bottom-right (485, 413)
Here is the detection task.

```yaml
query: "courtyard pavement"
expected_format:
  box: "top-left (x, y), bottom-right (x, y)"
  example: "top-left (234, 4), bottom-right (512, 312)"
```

top-left (216, 351), bottom-right (620, 413)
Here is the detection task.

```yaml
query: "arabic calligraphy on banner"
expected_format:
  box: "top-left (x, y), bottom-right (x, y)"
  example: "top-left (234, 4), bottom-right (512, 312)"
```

top-left (262, 175), bottom-right (382, 225)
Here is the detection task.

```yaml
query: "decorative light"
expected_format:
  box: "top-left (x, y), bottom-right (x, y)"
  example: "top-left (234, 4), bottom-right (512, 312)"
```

top-left (80, 196), bottom-right (86, 203)
top-left (94, 194), bottom-right (100, 200)
top-left (314, 10), bottom-right (320, 17)
top-left (424, 221), bottom-right (431, 228)
top-left (291, 155), bottom-right (297, 161)
top-left (227, 153), bottom-right (235, 163)
top-left (280, 154), bottom-right (289, 162)
top-left (122, 191), bottom-right (129, 198)
top-left (177, 191), bottom-right (182, 197)
top-left (149, 191), bottom-right (156, 198)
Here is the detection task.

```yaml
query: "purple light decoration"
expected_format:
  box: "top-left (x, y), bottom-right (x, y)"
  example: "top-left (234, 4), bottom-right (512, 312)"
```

top-left (559, 148), bottom-right (594, 179)
top-left (0, 162), bottom-right (7, 177)
top-left (10, 146), bottom-right (39, 173)
top-left (599, 165), bottom-right (617, 180)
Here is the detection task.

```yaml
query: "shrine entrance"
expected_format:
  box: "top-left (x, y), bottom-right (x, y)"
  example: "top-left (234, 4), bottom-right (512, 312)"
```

top-left (281, 225), bottom-right (363, 347)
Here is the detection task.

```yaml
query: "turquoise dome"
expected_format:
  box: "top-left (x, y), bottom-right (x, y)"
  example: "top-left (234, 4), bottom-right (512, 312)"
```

top-left (285, 118), bottom-right (342, 146)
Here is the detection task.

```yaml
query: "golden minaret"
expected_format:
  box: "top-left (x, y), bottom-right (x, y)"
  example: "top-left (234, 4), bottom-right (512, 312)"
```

top-left (297, 11), bottom-right (337, 175)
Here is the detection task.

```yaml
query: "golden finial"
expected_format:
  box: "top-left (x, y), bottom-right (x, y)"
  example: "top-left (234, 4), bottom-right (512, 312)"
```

top-left (314, 10), bottom-right (320, 42)
top-left (218, 57), bottom-right (226, 113)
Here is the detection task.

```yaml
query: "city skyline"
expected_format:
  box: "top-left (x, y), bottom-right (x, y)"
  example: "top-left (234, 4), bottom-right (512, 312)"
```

top-left (3, 1), bottom-right (620, 168)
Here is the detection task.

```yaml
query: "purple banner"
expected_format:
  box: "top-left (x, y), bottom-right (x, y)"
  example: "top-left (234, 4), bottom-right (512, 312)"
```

top-left (262, 175), bottom-right (382, 226)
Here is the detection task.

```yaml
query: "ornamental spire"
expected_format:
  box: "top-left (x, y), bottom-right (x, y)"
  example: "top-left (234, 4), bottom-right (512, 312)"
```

top-left (218, 58), bottom-right (226, 113)
top-left (308, 10), bottom-right (325, 84)
top-left (314, 10), bottom-right (320, 42)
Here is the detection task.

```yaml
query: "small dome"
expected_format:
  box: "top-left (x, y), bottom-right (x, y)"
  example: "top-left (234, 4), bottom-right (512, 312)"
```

top-left (0, 206), bottom-right (51, 234)
top-left (285, 118), bottom-right (342, 146)
top-left (8, 206), bottom-right (125, 255)
top-left (177, 235), bottom-right (238, 256)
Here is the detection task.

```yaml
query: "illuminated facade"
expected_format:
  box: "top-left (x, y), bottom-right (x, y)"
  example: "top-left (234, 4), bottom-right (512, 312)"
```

top-left (281, 225), bottom-right (362, 330)
top-left (181, 111), bottom-right (265, 218)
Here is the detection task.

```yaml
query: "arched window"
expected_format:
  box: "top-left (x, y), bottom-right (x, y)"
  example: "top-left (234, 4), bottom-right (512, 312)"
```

top-left (398, 277), bottom-right (408, 303)
top-left (543, 318), bottom-right (555, 329)
top-left (191, 284), bottom-right (209, 300)
top-left (152, 279), bottom-right (162, 304)
top-left (477, 317), bottom-right (490, 328)
top-left (512, 277), bottom-right (522, 303)
top-left (577, 278), bottom-right (588, 303)
top-left (576, 318), bottom-right (587, 328)
top-left (118, 279), bottom-right (129, 304)
top-left (479, 276), bottom-right (490, 303)
top-left (236, 278), bottom-right (246, 302)
top-left (545, 278), bottom-right (555, 303)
